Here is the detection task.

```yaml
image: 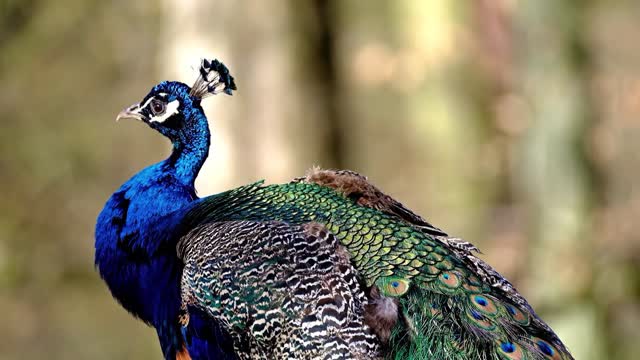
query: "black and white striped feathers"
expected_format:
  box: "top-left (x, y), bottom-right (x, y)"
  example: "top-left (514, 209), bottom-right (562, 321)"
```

top-left (178, 221), bottom-right (381, 359)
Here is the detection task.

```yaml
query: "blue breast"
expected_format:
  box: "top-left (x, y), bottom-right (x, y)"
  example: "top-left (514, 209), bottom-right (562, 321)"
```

top-left (95, 161), bottom-right (234, 359)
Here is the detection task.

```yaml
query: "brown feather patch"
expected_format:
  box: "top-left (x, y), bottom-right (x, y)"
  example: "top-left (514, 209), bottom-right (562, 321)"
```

top-left (302, 221), bottom-right (329, 237)
top-left (176, 345), bottom-right (192, 360)
top-left (303, 166), bottom-right (373, 202)
top-left (298, 167), bottom-right (447, 236)
top-left (364, 286), bottom-right (399, 344)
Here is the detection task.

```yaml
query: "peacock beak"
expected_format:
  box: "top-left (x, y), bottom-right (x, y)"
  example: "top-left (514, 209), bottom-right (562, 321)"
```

top-left (116, 103), bottom-right (145, 122)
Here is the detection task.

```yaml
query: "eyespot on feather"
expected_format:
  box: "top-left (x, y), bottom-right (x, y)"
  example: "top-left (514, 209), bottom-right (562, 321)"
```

top-left (436, 271), bottom-right (462, 292)
top-left (495, 340), bottom-right (526, 360)
top-left (532, 337), bottom-right (563, 360)
top-left (375, 277), bottom-right (410, 297)
top-left (427, 302), bottom-right (442, 318)
top-left (470, 294), bottom-right (498, 315)
top-left (465, 308), bottom-right (496, 330)
top-left (504, 303), bottom-right (530, 326)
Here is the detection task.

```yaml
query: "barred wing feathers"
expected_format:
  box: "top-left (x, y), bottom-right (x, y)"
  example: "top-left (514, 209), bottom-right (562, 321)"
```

top-left (177, 220), bottom-right (381, 359)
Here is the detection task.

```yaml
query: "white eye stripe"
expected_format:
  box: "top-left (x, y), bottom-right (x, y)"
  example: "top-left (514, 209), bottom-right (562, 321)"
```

top-left (150, 99), bottom-right (180, 123)
top-left (140, 96), bottom-right (155, 110)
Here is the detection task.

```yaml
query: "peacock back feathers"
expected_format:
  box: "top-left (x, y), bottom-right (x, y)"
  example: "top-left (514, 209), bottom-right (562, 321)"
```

top-left (180, 168), bottom-right (573, 360)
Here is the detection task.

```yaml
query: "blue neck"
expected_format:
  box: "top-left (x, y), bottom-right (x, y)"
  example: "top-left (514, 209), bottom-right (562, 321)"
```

top-left (169, 113), bottom-right (211, 186)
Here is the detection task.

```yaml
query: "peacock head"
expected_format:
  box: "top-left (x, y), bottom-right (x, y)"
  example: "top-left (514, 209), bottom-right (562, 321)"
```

top-left (116, 59), bottom-right (236, 142)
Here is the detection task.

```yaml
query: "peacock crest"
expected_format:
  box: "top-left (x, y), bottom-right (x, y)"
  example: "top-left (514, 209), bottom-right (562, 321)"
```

top-left (189, 58), bottom-right (237, 99)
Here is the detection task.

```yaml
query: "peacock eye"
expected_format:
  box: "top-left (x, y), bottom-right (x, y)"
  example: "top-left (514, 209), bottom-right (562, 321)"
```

top-left (150, 99), bottom-right (166, 115)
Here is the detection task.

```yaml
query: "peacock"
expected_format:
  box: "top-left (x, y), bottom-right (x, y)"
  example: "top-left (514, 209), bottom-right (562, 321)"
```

top-left (95, 58), bottom-right (573, 360)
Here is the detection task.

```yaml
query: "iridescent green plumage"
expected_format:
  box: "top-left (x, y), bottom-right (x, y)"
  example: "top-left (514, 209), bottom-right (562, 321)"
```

top-left (179, 169), bottom-right (573, 359)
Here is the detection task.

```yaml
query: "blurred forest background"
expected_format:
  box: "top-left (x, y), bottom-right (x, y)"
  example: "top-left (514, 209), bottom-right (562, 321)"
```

top-left (1, 0), bottom-right (639, 359)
